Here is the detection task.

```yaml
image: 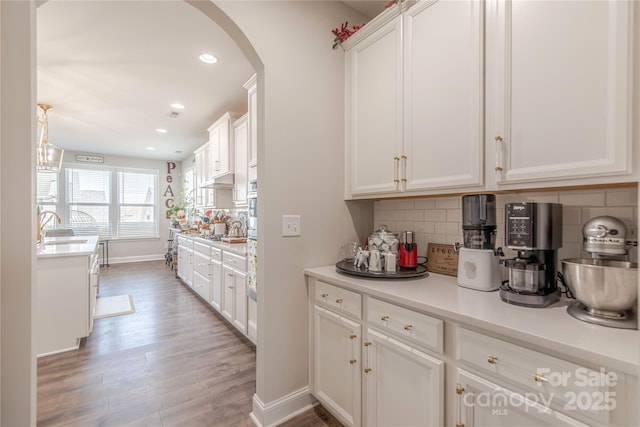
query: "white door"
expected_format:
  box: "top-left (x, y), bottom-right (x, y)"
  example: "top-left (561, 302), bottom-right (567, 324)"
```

top-left (362, 328), bottom-right (444, 427)
top-left (488, 0), bottom-right (634, 186)
top-left (456, 369), bottom-right (588, 427)
top-left (346, 14), bottom-right (403, 197)
top-left (403, 0), bottom-right (484, 192)
top-left (210, 259), bottom-right (223, 311)
top-left (313, 305), bottom-right (362, 427)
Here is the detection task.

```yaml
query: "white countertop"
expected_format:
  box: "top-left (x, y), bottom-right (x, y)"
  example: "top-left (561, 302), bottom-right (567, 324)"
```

top-left (177, 233), bottom-right (248, 256)
top-left (305, 265), bottom-right (639, 375)
top-left (37, 235), bottom-right (99, 258)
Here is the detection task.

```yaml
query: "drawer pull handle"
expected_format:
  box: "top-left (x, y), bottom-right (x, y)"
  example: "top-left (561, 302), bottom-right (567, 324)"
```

top-left (364, 368), bottom-right (372, 374)
top-left (487, 355), bottom-right (498, 364)
top-left (349, 359), bottom-right (357, 365)
top-left (349, 334), bottom-right (357, 340)
top-left (534, 374), bottom-right (548, 383)
top-left (381, 315), bottom-right (389, 321)
top-left (321, 293), bottom-right (329, 298)
top-left (364, 341), bottom-right (372, 347)
top-left (403, 324), bottom-right (413, 331)
top-left (335, 298), bottom-right (343, 304)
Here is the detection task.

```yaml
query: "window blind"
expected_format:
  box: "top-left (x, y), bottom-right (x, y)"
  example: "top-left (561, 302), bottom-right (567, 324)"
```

top-left (117, 171), bottom-right (157, 238)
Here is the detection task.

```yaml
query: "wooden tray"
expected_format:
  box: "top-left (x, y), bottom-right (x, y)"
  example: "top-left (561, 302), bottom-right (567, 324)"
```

top-left (221, 237), bottom-right (247, 243)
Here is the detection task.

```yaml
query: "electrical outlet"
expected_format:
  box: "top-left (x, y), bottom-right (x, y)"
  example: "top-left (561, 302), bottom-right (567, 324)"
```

top-left (282, 215), bottom-right (301, 237)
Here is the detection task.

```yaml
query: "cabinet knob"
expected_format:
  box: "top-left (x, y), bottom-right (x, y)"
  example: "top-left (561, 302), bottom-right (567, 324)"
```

top-left (534, 373), bottom-right (548, 383)
top-left (335, 298), bottom-right (343, 304)
top-left (381, 315), bottom-right (389, 321)
top-left (495, 135), bottom-right (503, 142)
top-left (349, 359), bottom-right (357, 365)
top-left (487, 355), bottom-right (497, 364)
top-left (321, 293), bottom-right (329, 298)
top-left (364, 368), bottom-right (372, 374)
top-left (364, 341), bottom-right (372, 347)
top-left (403, 324), bottom-right (413, 331)
top-left (349, 334), bottom-right (357, 340)
top-left (456, 385), bottom-right (465, 395)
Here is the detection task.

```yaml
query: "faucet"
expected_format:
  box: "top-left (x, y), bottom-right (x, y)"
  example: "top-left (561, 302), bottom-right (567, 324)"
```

top-left (37, 210), bottom-right (61, 243)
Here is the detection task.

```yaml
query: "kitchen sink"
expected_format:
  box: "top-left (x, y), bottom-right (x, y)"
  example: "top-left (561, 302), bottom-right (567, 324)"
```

top-left (43, 239), bottom-right (88, 246)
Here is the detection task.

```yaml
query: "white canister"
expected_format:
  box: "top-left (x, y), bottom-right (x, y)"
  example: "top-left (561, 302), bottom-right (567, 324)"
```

top-left (369, 249), bottom-right (382, 272)
top-left (214, 222), bottom-right (226, 235)
top-left (384, 252), bottom-right (397, 273)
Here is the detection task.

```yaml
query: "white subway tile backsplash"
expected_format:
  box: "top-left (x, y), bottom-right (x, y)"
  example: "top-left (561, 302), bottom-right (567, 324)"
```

top-left (372, 188), bottom-right (638, 263)
top-left (559, 191), bottom-right (606, 206)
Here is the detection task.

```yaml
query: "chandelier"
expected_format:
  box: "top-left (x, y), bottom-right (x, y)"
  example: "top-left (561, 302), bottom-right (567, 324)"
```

top-left (36, 103), bottom-right (64, 173)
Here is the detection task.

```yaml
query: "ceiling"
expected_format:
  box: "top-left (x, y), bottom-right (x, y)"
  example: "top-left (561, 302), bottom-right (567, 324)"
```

top-left (37, 1), bottom-right (387, 162)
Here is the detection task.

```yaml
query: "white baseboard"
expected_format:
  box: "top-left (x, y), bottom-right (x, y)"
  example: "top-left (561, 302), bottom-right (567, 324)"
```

top-left (106, 254), bottom-right (164, 264)
top-left (250, 387), bottom-right (316, 427)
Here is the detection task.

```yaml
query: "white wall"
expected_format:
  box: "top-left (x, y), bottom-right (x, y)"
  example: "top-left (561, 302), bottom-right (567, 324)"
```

top-left (0, 1), bottom-right (38, 425)
top-left (204, 2), bottom-right (373, 424)
top-left (62, 150), bottom-right (180, 264)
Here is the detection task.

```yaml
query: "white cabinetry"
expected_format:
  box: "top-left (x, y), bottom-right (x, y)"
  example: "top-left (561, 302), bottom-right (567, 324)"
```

top-left (210, 246), bottom-right (223, 311)
top-left (222, 251), bottom-right (248, 335)
top-left (193, 241), bottom-right (211, 301)
top-left (487, 0), bottom-right (635, 187)
top-left (207, 112), bottom-right (242, 182)
top-left (310, 280), bottom-right (445, 427)
top-left (177, 235), bottom-right (193, 288)
top-left (244, 75), bottom-right (258, 182)
top-left (232, 114), bottom-right (249, 207)
top-left (345, 0), bottom-right (484, 198)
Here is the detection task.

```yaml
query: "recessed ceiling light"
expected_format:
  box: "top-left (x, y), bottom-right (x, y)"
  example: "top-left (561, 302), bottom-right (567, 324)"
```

top-left (199, 53), bottom-right (218, 64)
top-left (146, 147), bottom-right (156, 151)
top-left (170, 103), bottom-right (185, 110)
top-left (156, 128), bottom-right (168, 134)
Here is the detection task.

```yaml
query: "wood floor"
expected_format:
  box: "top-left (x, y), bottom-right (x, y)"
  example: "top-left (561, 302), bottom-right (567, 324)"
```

top-left (37, 260), bottom-right (342, 427)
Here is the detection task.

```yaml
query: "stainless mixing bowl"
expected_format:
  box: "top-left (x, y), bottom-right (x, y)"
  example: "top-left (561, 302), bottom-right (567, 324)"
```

top-left (562, 259), bottom-right (637, 313)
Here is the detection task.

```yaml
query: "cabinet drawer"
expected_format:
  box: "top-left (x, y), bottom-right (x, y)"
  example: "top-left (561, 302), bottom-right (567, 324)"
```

top-left (223, 251), bottom-right (247, 272)
top-left (193, 240), bottom-right (211, 256)
top-left (211, 246), bottom-right (222, 261)
top-left (456, 327), bottom-right (612, 424)
top-left (193, 252), bottom-right (211, 278)
top-left (177, 235), bottom-right (193, 249)
top-left (193, 270), bottom-right (211, 301)
top-left (367, 297), bottom-right (443, 354)
top-left (315, 281), bottom-right (362, 319)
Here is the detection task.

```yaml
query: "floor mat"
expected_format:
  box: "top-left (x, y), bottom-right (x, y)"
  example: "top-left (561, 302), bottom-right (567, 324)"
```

top-left (94, 295), bottom-right (135, 319)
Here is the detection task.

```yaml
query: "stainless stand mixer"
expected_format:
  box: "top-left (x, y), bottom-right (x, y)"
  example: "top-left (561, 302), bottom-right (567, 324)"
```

top-left (500, 202), bottom-right (563, 307)
top-left (562, 216), bottom-right (638, 329)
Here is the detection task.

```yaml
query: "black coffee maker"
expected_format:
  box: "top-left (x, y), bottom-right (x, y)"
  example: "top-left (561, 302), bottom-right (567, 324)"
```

top-left (500, 202), bottom-right (563, 307)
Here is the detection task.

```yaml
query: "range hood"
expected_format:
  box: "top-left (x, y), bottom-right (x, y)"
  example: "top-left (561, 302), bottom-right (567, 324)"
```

top-left (201, 172), bottom-right (234, 189)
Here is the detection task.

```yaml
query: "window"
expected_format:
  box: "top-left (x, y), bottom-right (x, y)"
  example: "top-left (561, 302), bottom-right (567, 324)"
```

top-left (37, 165), bottom-right (159, 240)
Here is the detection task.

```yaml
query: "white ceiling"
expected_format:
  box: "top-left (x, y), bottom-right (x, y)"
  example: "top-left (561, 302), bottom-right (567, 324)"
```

top-left (36, 1), bottom-right (387, 162)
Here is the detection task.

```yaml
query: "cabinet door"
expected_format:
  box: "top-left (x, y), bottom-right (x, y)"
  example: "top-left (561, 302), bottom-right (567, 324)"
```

top-left (489, 0), bottom-right (633, 185)
top-left (232, 268), bottom-right (247, 334)
top-left (362, 328), bottom-right (444, 427)
top-left (247, 77), bottom-right (258, 171)
top-left (403, 0), bottom-right (484, 191)
top-left (209, 126), bottom-right (221, 178)
top-left (313, 306), bottom-right (362, 427)
top-left (346, 15), bottom-right (403, 197)
top-left (221, 264), bottom-right (235, 321)
top-left (233, 116), bottom-right (249, 207)
top-left (456, 369), bottom-right (588, 427)
top-left (210, 259), bottom-right (223, 311)
top-left (217, 120), bottom-right (232, 176)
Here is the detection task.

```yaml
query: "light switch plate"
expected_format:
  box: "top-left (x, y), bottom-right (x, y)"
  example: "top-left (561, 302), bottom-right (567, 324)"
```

top-left (282, 215), bottom-right (301, 237)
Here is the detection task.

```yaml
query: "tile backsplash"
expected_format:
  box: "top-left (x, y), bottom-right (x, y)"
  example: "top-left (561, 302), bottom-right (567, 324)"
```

top-left (374, 187), bottom-right (638, 264)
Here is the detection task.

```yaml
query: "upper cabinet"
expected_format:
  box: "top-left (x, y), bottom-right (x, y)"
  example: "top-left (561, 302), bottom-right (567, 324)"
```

top-left (344, 0), bottom-right (637, 200)
top-left (487, 0), bottom-right (635, 188)
top-left (207, 112), bottom-right (242, 185)
top-left (244, 75), bottom-right (258, 183)
top-left (233, 114), bottom-right (249, 207)
top-left (345, 1), bottom-right (484, 199)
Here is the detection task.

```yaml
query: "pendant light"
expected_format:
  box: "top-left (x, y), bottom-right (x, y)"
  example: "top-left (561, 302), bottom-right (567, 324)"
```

top-left (36, 103), bottom-right (64, 173)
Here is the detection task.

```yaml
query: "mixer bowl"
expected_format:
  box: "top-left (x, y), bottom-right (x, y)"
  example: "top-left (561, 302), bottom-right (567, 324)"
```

top-left (562, 259), bottom-right (637, 313)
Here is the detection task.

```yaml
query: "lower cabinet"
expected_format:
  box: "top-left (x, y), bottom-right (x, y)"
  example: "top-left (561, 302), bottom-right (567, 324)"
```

top-left (363, 328), bottom-right (444, 427)
top-left (210, 257), bottom-right (223, 311)
top-left (222, 264), bottom-right (247, 334)
top-left (311, 282), bottom-right (444, 427)
top-left (313, 305), bottom-right (362, 427)
top-left (456, 369), bottom-right (588, 427)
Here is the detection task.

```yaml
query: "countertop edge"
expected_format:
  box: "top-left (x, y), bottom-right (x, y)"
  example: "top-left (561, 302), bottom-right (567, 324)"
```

top-left (304, 265), bottom-right (639, 376)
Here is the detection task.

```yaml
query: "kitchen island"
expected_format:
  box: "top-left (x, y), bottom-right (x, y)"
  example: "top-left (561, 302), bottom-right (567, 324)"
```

top-left (36, 236), bottom-right (99, 357)
top-left (305, 265), bottom-right (638, 427)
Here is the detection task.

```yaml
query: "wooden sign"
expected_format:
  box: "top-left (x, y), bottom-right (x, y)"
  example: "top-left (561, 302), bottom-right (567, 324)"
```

top-left (426, 243), bottom-right (459, 277)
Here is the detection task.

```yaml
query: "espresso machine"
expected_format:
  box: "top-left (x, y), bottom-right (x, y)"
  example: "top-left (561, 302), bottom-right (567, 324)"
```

top-left (500, 202), bottom-right (563, 307)
top-left (456, 194), bottom-right (502, 291)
